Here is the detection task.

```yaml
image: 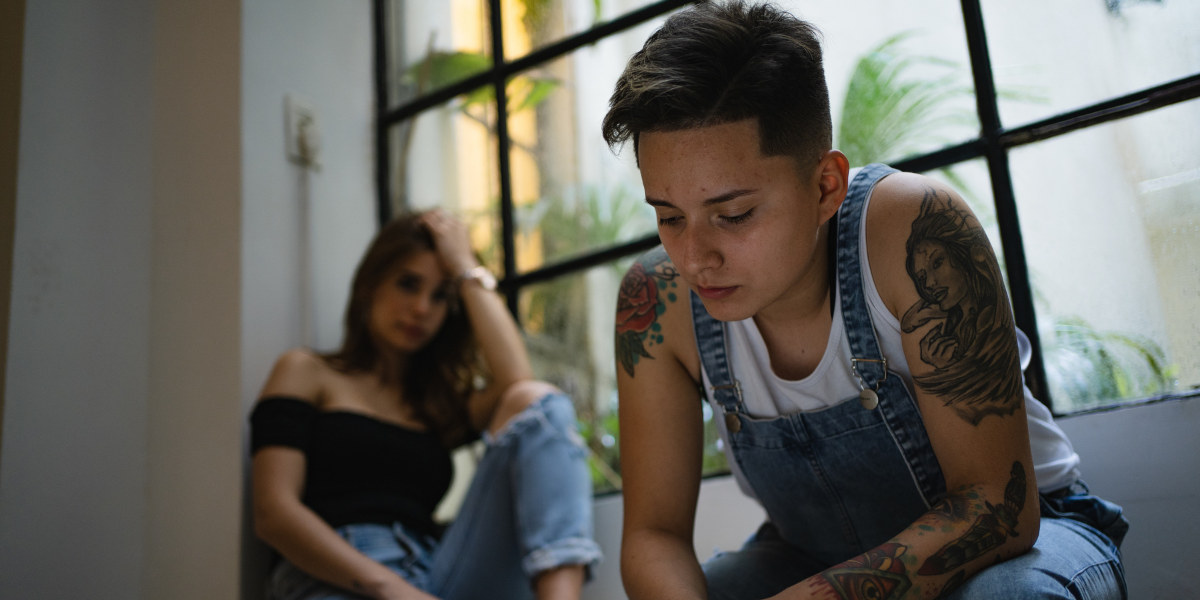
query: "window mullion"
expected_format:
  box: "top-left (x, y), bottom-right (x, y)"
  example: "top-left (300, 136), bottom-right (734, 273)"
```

top-left (959, 0), bottom-right (1051, 406)
top-left (488, 0), bottom-right (520, 319)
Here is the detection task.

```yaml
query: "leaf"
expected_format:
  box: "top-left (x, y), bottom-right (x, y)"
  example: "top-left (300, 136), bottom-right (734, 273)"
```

top-left (404, 50), bottom-right (492, 96)
top-left (510, 77), bottom-right (560, 114)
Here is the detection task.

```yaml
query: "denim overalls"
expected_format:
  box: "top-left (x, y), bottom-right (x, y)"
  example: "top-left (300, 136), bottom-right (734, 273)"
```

top-left (695, 164), bottom-right (1128, 600)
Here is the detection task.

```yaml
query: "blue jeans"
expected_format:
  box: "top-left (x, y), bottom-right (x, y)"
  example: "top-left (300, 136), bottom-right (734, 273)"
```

top-left (267, 392), bottom-right (603, 600)
top-left (703, 483), bottom-right (1128, 600)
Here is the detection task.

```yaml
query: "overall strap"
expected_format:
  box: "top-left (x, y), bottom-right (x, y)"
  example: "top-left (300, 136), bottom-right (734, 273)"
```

top-left (690, 290), bottom-right (743, 415)
top-left (836, 163), bottom-right (898, 380)
top-left (837, 163), bottom-right (946, 507)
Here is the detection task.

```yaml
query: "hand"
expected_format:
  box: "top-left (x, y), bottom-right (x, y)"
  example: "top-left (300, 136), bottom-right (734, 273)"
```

top-left (419, 209), bottom-right (479, 276)
top-left (372, 573), bottom-right (440, 600)
top-left (919, 323), bottom-right (959, 369)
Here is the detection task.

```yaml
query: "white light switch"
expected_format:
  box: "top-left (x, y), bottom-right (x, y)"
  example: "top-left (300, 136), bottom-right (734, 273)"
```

top-left (285, 94), bottom-right (320, 169)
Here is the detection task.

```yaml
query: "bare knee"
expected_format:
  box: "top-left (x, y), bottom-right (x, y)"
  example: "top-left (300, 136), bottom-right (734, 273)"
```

top-left (488, 380), bottom-right (559, 436)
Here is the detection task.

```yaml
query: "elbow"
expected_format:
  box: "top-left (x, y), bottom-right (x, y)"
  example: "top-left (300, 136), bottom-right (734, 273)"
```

top-left (1021, 510), bottom-right (1040, 553)
top-left (252, 499), bottom-right (288, 547)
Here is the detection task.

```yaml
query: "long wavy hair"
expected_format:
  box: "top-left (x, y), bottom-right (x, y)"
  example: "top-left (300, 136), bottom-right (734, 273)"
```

top-left (323, 212), bottom-right (480, 447)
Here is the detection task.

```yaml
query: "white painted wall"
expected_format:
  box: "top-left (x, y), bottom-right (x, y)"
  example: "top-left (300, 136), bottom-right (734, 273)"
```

top-left (0, 2), bottom-right (155, 596)
top-left (0, 1), bottom-right (244, 599)
top-left (240, 0), bottom-right (377, 596)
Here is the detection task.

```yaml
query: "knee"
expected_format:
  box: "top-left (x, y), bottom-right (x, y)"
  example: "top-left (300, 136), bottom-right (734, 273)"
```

top-left (487, 380), bottom-right (560, 435)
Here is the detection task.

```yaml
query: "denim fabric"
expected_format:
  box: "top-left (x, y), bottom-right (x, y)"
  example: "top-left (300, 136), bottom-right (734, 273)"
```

top-left (705, 506), bottom-right (1127, 600)
top-left (267, 392), bottom-right (602, 600)
top-left (694, 164), bottom-right (1125, 599)
top-left (693, 163), bottom-right (943, 565)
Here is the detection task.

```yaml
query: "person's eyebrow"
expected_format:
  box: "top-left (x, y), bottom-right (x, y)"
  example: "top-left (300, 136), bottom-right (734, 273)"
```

top-left (645, 189), bottom-right (758, 208)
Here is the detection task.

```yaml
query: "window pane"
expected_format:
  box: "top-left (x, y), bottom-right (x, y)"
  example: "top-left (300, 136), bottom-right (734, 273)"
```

top-left (390, 96), bottom-right (504, 276)
top-left (772, 0), bottom-right (981, 166)
top-left (982, 0), bottom-right (1200, 129)
top-left (505, 23), bottom-right (665, 272)
top-left (387, 0), bottom-right (493, 109)
top-left (500, 0), bottom-right (664, 61)
top-left (1009, 99), bottom-right (1200, 413)
top-left (519, 259), bottom-right (728, 495)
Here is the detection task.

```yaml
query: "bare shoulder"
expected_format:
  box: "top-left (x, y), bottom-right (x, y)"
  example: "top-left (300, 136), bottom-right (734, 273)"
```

top-left (258, 348), bottom-right (328, 405)
top-left (615, 246), bottom-right (699, 382)
top-left (867, 172), bottom-right (1022, 425)
top-left (864, 172), bottom-right (978, 315)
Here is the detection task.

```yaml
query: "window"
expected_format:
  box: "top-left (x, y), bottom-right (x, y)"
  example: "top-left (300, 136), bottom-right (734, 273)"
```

top-left (375, 0), bottom-right (1200, 492)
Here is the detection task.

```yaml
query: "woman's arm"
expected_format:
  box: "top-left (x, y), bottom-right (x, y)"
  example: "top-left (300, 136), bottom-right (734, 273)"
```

top-left (252, 351), bottom-right (436, 600)
top-left (615, 248), bottom-right (710, 600)
top-left (771, 174), bottom-right (1038, 600)
top-left (419, 210), bottom-right (533, 432)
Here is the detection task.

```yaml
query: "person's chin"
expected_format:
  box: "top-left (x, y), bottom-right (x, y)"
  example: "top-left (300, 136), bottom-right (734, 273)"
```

top-left (695, 291), bottom-right (758, 322)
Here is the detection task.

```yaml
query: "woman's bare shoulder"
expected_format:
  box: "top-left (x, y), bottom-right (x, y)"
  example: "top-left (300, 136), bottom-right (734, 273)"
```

top-left (258, 348), bottom-right (331, 405)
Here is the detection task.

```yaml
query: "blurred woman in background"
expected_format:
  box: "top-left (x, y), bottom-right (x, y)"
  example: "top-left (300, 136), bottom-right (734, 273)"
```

top-left (250, 209), bottom-right (601, 600)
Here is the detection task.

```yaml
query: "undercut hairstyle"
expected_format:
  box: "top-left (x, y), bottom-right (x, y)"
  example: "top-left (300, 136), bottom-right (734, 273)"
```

top-left (602, 0), bottom-right (832, 166)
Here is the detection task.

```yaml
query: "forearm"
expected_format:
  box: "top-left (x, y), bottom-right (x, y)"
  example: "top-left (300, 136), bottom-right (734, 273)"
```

top-left (777, 463), bottom-right (1037, 600)
top-left (257, 500), bottom-right (420, 600)
top-left (459, 280), bottom-right (533, 386)
top-left (622, 528), bottom-right (709, 600)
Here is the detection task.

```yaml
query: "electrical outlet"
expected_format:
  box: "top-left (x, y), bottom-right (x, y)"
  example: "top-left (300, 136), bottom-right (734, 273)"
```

top-left (285, 94), bottom-right (320, 169)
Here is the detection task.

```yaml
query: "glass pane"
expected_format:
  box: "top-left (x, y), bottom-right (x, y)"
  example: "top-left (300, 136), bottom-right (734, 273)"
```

top-left (387, 0), bottom-right (493, 109)
top-left (520, 259), bottom-right (728, 495)
top-left (500, 0), bottom-right (663, 61)
top-left (982, 0), bottom-right (1200, 129)
top-left (505, 23), bottom-right (665, 272)
top-left (1009, 99), bottom-right (1200, 413)
top-left (390, 96), bottom-right (504, 276)
top-left (772, 0), bottom-right (981, 166)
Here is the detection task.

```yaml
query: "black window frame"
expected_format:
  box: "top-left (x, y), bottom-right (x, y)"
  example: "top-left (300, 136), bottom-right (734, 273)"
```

top-left (373, 0), bottom-right (1200, 416)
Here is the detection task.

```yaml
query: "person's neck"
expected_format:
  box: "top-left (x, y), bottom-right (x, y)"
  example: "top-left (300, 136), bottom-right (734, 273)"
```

top-left (373, 348), bottom-right (410, 388)
top-left (753, 221), bottom-right (832, 336)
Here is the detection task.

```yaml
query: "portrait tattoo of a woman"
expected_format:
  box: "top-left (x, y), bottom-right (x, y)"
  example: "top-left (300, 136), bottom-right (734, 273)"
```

top-left (902, 188), bottom-right (1022, 425)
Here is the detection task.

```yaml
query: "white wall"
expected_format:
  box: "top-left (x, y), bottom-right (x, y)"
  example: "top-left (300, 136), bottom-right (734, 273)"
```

top-left (0, 1), bottom-right (244, 599)
top-left (240, 0), bottom-right (378, 596)
top-left (0, 2), bottom-right (155, 596)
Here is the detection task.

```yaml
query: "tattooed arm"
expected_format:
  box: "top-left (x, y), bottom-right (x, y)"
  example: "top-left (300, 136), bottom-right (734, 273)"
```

top-left (772, 174), bottom-right (1038, 600)
top-left (615, 247), bottom-right (711, 600)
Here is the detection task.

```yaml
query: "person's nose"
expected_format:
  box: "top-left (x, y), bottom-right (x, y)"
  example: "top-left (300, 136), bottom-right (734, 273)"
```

top-left (411, 293), bottom-right (433, 318)
top-left (678, 222), bottom-right (722, 277)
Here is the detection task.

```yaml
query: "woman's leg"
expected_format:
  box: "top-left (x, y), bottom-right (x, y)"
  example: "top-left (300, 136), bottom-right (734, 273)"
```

top-left (946, 516), bottom-right (1126, 600)
top-left (428, 383), bottom-right (602, 600)
top-left (266, 524), bottom-right (435, 600)
top-left (703, 522), bottom-right (829, 600)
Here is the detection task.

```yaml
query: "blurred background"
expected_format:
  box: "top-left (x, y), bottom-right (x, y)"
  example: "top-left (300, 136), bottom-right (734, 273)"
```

top-left (0, 0), bottom-right (1196, 599)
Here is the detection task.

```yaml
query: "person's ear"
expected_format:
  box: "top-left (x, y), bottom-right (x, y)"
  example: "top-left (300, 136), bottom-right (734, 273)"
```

top-left (815, 150), bottom-right (850, 223)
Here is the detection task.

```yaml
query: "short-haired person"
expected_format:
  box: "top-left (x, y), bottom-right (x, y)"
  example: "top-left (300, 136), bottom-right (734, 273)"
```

top-left (251, 210), bottom-right (601, 600)
top-left (605, 3), bottom-right (1127, 599)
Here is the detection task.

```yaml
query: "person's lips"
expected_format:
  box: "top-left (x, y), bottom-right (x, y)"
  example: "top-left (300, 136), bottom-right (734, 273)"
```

top-left (696, 285), bottom-right (739, 300)
top-left (400, 324), bottom-right (427, 339)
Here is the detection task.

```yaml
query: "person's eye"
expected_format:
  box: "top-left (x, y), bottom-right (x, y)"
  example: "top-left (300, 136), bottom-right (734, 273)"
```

top-left (432, 287), bottom-right (452, 302)
top-left (397, 275), bottom-right (421, 292)
top-left (657, 215), bottom-right (682, 227)
top-left (719, 209), bottom-right (754, 225)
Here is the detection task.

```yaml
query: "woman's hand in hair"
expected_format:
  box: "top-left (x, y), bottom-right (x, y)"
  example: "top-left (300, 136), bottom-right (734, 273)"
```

top-left (420, 209), bottom-right (478, 276)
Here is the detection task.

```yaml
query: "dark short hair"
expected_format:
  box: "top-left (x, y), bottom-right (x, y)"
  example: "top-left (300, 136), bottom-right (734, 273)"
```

top-left (602, 0), bottom-right (831, 165)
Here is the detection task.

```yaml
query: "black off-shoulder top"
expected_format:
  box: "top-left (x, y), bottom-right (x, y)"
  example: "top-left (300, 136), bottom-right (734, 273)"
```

top-left (250, 396), bottom-right (454, 538)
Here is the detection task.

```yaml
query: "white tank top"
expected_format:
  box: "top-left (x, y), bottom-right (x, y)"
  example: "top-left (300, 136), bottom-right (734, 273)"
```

top-left (701, 170), bottom-right (1081, 495)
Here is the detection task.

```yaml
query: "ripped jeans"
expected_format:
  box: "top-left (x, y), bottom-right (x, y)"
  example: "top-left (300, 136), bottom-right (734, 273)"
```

top-left (268, 392), bottom-right (603, 600)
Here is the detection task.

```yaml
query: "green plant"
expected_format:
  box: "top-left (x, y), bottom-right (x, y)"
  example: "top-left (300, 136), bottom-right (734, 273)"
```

top-left (1043, 315), bottom-right (1176, 410)
top-left (838, 32), bottom-right (977, 168)
top-left (393, 38), bottom-right (559, 211)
